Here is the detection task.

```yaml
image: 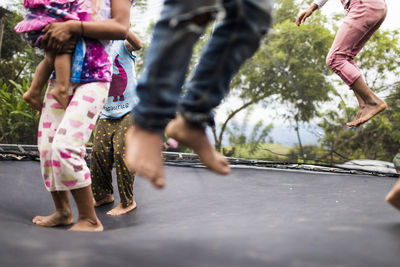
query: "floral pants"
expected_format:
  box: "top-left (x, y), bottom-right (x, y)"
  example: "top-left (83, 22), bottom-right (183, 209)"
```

top-left (38, 81), bottom-right (109, 191)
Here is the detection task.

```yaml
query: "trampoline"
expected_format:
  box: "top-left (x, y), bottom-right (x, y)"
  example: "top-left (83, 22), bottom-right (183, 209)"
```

top-left (1, 157), bottom-right (400, 267)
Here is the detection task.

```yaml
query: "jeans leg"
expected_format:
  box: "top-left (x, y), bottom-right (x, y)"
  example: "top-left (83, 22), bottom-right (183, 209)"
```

top-left (178, 0), bottom-right (273, 128)
top-left (132, 0), bottom-right (219, 133)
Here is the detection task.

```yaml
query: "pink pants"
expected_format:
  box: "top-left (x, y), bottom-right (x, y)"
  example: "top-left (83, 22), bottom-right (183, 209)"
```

top-left (326, 0), bottom-right (387, 88)
top-left (38, 81), bottom-right (109, 191)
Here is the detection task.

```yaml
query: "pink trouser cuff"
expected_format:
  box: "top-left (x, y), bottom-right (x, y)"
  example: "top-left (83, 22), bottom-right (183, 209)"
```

top-left (326, 55), bottom-right (361, 87)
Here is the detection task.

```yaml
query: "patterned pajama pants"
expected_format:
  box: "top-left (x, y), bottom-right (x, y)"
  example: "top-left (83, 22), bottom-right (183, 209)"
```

top-left (38, 82), bottom-right (109, 191)
top-left (90, 113), bottom-right (135, 207)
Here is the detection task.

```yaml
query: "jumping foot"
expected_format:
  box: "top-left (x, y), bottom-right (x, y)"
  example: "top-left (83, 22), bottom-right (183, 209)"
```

top-left (69, 218), bottom-right (103, 232)
top-left (32, 210), bottom-right (73, 227)
top-left (165, 114), bottom-right (231, 175)
top-left (346, 108), bottom-right (364, 127)
top-left (347, 100), bottom-right (387, 127)
top-left (107, 201), bottom-right (137, 216)
top-left (23, 89), bottom-right (43, 111)
top-left (386, 179), bottom-right (400, 211)
top-left (124, 126), bottom-right (165, 188)
top-left (50, 87), bottom-right (69, 109)
top-left (93, 194), bottom-right (114, 207)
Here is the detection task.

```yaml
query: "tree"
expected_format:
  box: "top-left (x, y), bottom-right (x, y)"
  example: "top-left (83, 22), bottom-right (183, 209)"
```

top-left (212, 0), bottom-right (334, 153)
top-left (0, 10), bottom-right (42, 86)
top-left (226, 108), bottom-right (273, 152)
top-left (0, 8), bottom-right (41, 144)
top-left (220, 108), bottom-right (274, 158)
top-left (0, 80), bottom-right (39, 144)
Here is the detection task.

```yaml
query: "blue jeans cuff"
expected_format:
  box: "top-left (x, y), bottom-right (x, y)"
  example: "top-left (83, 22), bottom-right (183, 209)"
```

top-left (179, 110), bottom-right (215, 130)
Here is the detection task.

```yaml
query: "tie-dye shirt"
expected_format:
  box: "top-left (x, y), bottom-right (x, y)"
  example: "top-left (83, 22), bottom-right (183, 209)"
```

top-left (100, 40), bottom-right (139, 119)
top-left (14, 0), bottom-right (83, 34)
top-left (70, 0), bottom-right (131, 83)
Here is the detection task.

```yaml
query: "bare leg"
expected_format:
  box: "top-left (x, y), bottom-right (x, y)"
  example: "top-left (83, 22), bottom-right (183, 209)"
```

top-left (93, 194), bottom-right (114, 207)
top-left (166, 114), bottom-right (231, 175)
top-left (32, 190), bottom-right (73, 227)
top-left (50, 53), bottom-right (71, 109)
top-left (352, 90), bottom-right (365, 121)
top-left (124, 126), bottom-right (165, 188)
top-left (69, 185), bottom-right (103, 232)
top-left (386, 176), bottom-right (400, 211)
top-left (346, 77), bottom-right (386, 127)
top-left (23, 52), bottom-right (55, 111)
top-left (107, 200), bottom-right (137, 216)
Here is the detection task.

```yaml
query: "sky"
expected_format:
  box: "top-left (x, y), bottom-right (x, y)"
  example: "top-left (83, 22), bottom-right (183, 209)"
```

top-left (2, 0), bottom-right (400, 145)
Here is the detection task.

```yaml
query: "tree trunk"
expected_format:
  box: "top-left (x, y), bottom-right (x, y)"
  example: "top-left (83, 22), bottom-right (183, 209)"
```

top-left (0, 16), bottom-right (4, 59)
top-left (295, 120), bottom-right (304, 161)
top-left (213, 95), bottom-right (267, 151)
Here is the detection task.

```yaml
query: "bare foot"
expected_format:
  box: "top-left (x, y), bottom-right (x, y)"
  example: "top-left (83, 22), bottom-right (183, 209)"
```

top-left (107, 201), bottom-right (137, 216)
top-left (32, 210), bottom-right (73, 227)
top-left (50, 87), bottom-right (69, 109)
top-left (346, 108), bottom-right (364, 127)
top-left (93, 194), bottom-right (114, 207)
top-left (386, 179), bottom-right (400, 211)
top-left (165, 114), bottom-right (231, 175)
top-left (347, 100), bottom-right (387, 127)
top-left (23, 89), bottom-right (42, 111)
top-left (124, 126), bottom-right (165, 188)
top-left (69, 218), bottom-right (103, 232)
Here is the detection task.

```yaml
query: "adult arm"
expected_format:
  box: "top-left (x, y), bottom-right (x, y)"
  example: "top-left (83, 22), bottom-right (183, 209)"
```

top-left (42, 0), bottom-right (132, 52)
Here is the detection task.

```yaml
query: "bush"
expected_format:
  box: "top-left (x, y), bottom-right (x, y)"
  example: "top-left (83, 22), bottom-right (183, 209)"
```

top-left (0, 79), bottom-right (39, 144)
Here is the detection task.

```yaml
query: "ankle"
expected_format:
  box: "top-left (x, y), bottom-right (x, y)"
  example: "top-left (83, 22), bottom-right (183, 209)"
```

top-left (77, 216), bottom-right (99, 225)
top-left (52, 84), bottom-right (68, 93)
top-left (56, 208), bottom-right (72, 217)
top-left (25, 88), bottom-right (40, 96)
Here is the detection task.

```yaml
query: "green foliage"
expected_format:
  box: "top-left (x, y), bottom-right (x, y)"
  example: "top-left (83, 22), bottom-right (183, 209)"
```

top-left (1, 11), bottom-right (26, 60)
top-left (214, 0), bottom-right (334, 152)
top-left (357, 29), bottom-right (400, 89)
top-left (0, 79), bottom-right (39, 144)
top-left (0, 10), bottom-right (43, 87)
top-left (223, 142), bottom-right (291, 161)
top-left (273, 0), bottom-right (301, 25)
top-left (224, 108), bottom-right (274, 157)
top-left (287, 144), bottom-right (325, 164)
top-left (133, 0), bottom-right (148, 10)
top-left (0, 8), bottom-right (41, 144)
top-left (234, 16), bottom-right (334, 123)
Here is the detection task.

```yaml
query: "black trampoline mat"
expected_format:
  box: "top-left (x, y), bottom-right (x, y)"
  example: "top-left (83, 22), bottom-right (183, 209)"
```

top-left (1, 160), bottom-right (400, 267)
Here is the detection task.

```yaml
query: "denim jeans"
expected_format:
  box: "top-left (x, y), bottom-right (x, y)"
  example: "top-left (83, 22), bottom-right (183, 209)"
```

top-left (132, 0), bottom-right (274, 132)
